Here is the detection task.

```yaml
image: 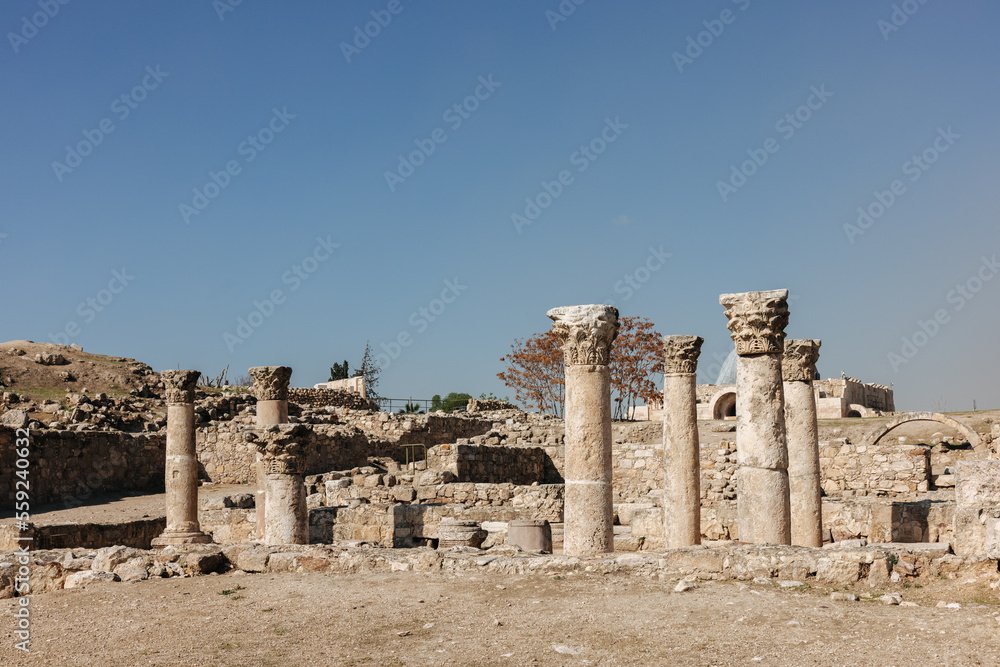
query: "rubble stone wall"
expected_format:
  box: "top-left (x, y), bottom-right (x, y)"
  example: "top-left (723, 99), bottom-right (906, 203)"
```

top-left (819, 439), bottom-right (931, 497)
top-left (425, 444), bottom-right (547, 485)
top-left (0, 426), bottom-right (165, 505)
top-left (195, 422), bottom-right (377, 484)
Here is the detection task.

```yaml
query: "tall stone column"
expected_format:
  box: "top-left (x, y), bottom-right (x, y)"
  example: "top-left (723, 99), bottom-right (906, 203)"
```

top-left (662, 335), bottom-right (704, 548)
top-left (720, 289), bottom-right (791, 545)
top-left (547, 305), bottom-right (619, 556)
top-left (245, 424), bottom-right (309, 545)
top-left (249, 366), bottom-right (292, 540)
top-left (152, 370), bottom-right (212, 547)
top-left (783, 339), bottom-right (823, 547)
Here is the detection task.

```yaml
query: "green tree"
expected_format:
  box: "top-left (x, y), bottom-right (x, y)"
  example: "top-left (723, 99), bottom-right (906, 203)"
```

top-left (353, 341), bottom-right (382, 408)
top-left (435, 392), bottom-right (472, 413)
top-left (328, 360), bottom-right (349, 381)
top-left (430, 394), bottom-right (442, 411)
top-left (398, 398), bottom-right (424, 414)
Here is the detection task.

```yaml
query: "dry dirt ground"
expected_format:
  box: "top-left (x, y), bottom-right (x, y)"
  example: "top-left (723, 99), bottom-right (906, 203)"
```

top-left (1, 569), bottom-right (998, 666)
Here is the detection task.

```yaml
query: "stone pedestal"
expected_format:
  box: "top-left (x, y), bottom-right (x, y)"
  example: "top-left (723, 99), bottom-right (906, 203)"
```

top-left (508, 519), bottom-right (553, 552)
top-left (662, 335), bottom-right (704, 548)
top-left (783, 339), bottom-right (823, 547)
top-left (548, 304), bottom-right (619, 556)
top-left (152, 370), bottom-right (212, 547)
top-left (245, 424), bottom-right (309, 545)
top-left (720, 289), bottom-right (791, 545)
top-left (249, 366), bottom-right (292, 540)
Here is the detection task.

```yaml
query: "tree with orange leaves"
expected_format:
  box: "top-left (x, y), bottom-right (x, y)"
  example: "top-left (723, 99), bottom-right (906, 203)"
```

top-left (497, 330), bottom-right (565, 417)
top-left (609, 316), bottom-right (663, 420)
top-left (498, 316), bottom-right (662, 420)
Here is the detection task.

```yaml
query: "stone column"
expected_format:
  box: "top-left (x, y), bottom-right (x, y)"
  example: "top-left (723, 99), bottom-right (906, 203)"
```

top-left (245, 424), bottom-right (309, 545)
top-left (783, 339), bottom-right (823, 547)
top-left (547, 305), bottom-right (619, 556)
top-left (720, 289), bottom-right (791, 545)
top-left (662, 335), bottom-right (704, 548)
top-left (249, 366), bottom-right (292, 540)
top-left (152, 370), bottom-right (212, 547)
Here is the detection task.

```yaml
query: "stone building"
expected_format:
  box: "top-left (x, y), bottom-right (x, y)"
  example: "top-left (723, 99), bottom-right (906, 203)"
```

top-left (632, 375), bottom-right (894, 421)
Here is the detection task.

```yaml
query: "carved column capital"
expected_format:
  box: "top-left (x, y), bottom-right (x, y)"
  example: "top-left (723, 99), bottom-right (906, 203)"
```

top-left (782, 339), bottom-right (821, 382)
top-left (547, 305), bottom-right (619, 366)
top-left (663, 335), bottom-right (704, 374)
top-left (719, 289), bottom-right (790, 356)
top-left (161, 370), bottom-right (200, 404)
top-left (249, 366), bottom-right (292, 401)
top-left (244, 424), bottom-right (308, 475)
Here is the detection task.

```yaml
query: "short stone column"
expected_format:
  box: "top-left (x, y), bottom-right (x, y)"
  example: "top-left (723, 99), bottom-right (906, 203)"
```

top-left (249, 366), bottom-right (292, 540)
top-left (662, 335), bottom-right (704, 548)
top-left (152, 370), bottom-right (212, 547)
top-left (783, 339), bottom-right (824, 547)
top-left (720, 289), bottom-right (792, 545)
top-left (245, 424), bottom-right (309, 545)
top-left (547, 304), bottom-right (619, 556)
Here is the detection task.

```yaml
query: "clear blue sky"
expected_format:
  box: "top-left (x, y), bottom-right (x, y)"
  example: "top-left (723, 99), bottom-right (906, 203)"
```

top-left (3, 1), bottom-right (998, 411)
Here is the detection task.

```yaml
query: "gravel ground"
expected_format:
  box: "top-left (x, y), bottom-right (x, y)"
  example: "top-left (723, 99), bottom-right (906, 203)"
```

top-left (2, 568), bottom-right (998, 666)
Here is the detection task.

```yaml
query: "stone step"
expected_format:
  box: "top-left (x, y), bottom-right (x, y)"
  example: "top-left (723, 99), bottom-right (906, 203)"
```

top-left (932, 474), bottom-right (956, 488)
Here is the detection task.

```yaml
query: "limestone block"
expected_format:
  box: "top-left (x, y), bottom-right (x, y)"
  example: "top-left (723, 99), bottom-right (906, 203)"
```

top-left (955, 461), bottom-right (1000, 507)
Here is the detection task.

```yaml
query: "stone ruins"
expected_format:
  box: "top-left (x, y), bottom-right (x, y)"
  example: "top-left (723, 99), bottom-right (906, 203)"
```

top-left (1, 292), bottom-right (999, 604)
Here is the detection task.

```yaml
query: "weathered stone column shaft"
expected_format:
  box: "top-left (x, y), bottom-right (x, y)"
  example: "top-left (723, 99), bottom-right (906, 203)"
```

top-left (246, 423), bottom-right (310, 546)
top-left (249, 366), bottom-right (292, 541)
top-left (152, 370), bottom-right (211, 546)
top-left (548, 304), bottom-right (619, 556)
top-left (783, 338), bottom-right (823, 548)
top-left (662, 335), bottom-right (703, 548)
top-left (721, 289), bottom-right (791, 546)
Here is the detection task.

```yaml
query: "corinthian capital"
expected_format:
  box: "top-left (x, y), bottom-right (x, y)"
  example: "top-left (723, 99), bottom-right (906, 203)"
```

top-left (719, 289), bottom-right (790, 356)
top-left (244, 424), bottom-right (309, 475)
top-left (249, 366), bottom-right (292, 401)
top-left (161, 370), bottom-right (200, 404)
top-left (547, 305), bottom-right (619, 366)
top-left (663, 335), bottom-right (704, 374)
top-left (782, 339), bottom-right (821, 382)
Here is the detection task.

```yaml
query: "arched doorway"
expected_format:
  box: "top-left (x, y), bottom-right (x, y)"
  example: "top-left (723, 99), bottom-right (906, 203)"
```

top-left (710, 390), bottom-right (737, 420)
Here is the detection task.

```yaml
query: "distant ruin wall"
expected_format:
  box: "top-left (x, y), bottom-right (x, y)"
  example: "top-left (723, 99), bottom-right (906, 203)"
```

top-left (288, 388), bottom-right (370, 409)
top-left (195, 422), bottom-right (378, 484)
top-left (0, 426), bottom-right (164, 505)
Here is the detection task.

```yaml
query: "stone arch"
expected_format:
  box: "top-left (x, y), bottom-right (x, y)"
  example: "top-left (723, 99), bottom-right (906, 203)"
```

top-left (846, 404), bottom-right (870, 418)
top-left (859, 412), bottom-right (982, 449)
top-left (709, 389), bottom-right (737, 420)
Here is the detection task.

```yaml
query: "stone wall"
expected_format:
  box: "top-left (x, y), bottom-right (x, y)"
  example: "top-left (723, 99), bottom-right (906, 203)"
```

top-left (342, 412), bottom-right (494, 448)
top-left (288, 387), bottom-right (370, 409)
top-left (0, 426), bottom-right (164, 505)
top-left (953, 460), bottom-right (1000, 559)
top-left (631, 497), bottom-right (955, 548)
top-left (195, 422), bottom-right (376, 484)
top-left (819, 439), bottom-right (931, 497)
top-left (323, 480), bottom-right (563, 520)
top-left (425, 444), bottom-right (546, 485)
